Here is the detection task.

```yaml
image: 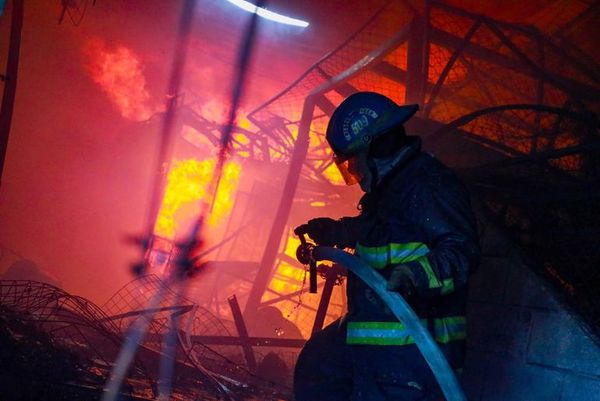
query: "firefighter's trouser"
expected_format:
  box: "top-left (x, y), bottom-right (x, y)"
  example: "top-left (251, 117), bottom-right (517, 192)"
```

top-left (294, 319), bottom-right (444, 401)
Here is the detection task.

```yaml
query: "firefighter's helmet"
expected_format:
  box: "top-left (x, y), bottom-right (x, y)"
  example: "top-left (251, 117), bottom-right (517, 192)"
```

top-left (326, 92), bottom-right (418, 161)
top-left (325, 92), bottom-right (418, 185)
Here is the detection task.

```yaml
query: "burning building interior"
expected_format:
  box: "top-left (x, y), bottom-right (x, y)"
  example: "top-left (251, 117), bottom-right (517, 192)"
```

top-left (0, 0), bottom-right (598, 400)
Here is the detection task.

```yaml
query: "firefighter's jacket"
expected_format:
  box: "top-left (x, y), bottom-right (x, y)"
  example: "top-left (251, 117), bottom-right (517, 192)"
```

top-left (337, 136), bottom-right (480, 369)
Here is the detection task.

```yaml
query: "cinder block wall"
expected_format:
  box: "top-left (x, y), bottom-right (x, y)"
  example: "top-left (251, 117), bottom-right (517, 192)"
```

top-left (462, 211), bottom-right (600, 401)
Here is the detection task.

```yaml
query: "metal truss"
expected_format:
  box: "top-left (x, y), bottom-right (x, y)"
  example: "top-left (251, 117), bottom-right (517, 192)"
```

top-left (235, 0), bottom-right (600, 339)
top-left (0, 278), bottom-right (295, 400)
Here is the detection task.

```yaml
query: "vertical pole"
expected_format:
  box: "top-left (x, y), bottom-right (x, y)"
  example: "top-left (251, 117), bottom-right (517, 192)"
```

top-left (311, 269), bottom-right (337, 335)
top-left (533, 35), bottom-right (545, 154)
top-left (0, 0), bottom-right (24, 187)
top-left (228, 294), bottom-right (257, 370)
top-left (405, 15), bottom-right (427, 105)
top-left (244, 97), bottom-right (315, 317)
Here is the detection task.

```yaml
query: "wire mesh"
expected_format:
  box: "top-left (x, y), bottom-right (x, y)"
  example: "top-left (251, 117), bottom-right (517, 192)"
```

top-left (427, 106), bottom-right (599, 341)
top-left (0, 278), bottom-right (295, 400)
top-left (244, 0), bottom-right (600, 343)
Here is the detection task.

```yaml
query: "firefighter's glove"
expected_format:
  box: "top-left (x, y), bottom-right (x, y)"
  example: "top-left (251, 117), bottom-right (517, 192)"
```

top-left (386, 264), bottom-right (417, 297)
top-left (294, 217), bottom-right (341, 247)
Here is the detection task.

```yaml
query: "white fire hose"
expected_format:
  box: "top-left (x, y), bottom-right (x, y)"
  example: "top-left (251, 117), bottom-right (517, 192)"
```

top-left (313, 246), bottom-right (467, 401)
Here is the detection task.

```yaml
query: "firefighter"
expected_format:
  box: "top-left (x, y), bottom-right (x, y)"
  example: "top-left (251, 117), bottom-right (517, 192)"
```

top-left (293, 92), bottom-right (480, 401)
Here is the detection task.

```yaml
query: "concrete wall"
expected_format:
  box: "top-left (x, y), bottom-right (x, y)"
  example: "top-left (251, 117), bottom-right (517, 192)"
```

top-left (462, 213), bottom-right (600, 401)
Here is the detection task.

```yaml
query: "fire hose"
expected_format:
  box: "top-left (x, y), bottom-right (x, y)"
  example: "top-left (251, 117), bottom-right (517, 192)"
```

top-left (297, 239), bottom-right (467, 401)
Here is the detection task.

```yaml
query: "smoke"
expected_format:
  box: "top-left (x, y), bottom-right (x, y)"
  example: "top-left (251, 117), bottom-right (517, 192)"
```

top-left (84, 38), bottom-right (155, 121)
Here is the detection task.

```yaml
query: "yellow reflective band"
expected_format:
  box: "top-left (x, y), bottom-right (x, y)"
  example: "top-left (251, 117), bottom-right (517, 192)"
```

top-left (357, 242), bottom-right (430, 270)
top-left (348, 320), bottom-right (425, 330)
top-left (390, 243), bottom-right (430, 264)
top-left (417, 256), bottom-right (443, 289)
top-left (433, 316), bottom-right (467, 343)
top-left (347, 321), bottom-right (420, 346)
top-left (356, 244), bottom-right (389, 269)
top-left (441, 278), bottom-right (455, 295)
top-left (347, 336), bottom-right (416, 346)
top-left (357, 243), bottom-right (455, 293)
top-left (347, 317), bottom-right (466, 346)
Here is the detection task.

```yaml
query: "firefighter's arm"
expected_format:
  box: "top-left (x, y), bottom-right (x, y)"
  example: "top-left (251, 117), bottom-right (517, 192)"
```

top-left (294, 214), bottom-right (369, 249)
top-left (388, 178), bottom-right (480, 297)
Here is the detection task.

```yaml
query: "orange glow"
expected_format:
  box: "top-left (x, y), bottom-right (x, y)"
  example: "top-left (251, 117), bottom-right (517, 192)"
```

top-left (266, 234), bottom-right (305, 295)
top-left (305, 122), bottom-right (347, 185)
top-left (428, 44), bottom-right (468, 85)
top-left (85, 39), bottom-right (153, 121)
top-left (188, 100), bottom-right (257, 159)
top-left (322, 162), bottom-right (346, 186)
top-left (199, 99), bottom-right (227, 123)
top-left (181, 125), bottom-right (215, 154)
top-left (231, 133), bottom-right (251, 159)
top-left (549, 133), bottom-right (582, 172)
top-left (262, 231), bottom-right (346, 338)
top-left (153, 158), bottom-right (241, 239)
top-left (210, 161), bottom-right (242, 225)
top-left (198, 99), bottom-right (254, 129)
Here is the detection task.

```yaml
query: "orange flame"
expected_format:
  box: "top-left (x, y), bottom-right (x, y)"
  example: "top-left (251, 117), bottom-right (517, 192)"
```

top-left (85, 39), bottom-right (153, 121)
top-left (153, 158), bottom-right (241, 239)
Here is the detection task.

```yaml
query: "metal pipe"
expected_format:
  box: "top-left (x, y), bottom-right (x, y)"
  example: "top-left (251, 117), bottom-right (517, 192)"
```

top-left (311, 270), bottom-right (336, 334)
top-left (228, 294), bottom-right (257, 370)
top-left (244, 96), bottom-right (315, 316)
top-left (0, 0), bottom-right (24, 187)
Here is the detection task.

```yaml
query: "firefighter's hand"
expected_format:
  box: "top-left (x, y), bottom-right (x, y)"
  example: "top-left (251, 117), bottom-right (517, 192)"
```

top-left (294, 217), bottom-right (340, 247)
top-left (386, 265), bottom-right (417, 297)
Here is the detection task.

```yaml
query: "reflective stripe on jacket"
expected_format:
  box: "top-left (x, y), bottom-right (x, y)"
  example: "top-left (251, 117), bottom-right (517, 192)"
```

top-left (339, 137), bottom-right (480, 368)
top-left (347, 316), bottom-right (466, 345)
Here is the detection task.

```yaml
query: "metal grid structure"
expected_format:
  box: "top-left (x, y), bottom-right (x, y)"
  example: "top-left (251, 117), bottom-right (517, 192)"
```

top-left (1, 1), bottom-right (598, 399)
top-left (74, 0), bottom-right (597, 365)
top-left (0, 278), bottom-right (294, 400)
top-left (164, 0), bottom-right (599, 340)
top-left (238, 0), bottom-right (599, 340)
top-left (0, 280), bottom-right (157, 399)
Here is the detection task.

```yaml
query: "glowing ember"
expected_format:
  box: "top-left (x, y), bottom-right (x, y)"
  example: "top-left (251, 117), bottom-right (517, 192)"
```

top-left (153, 158), bottom-right (241, 239)
top-left (85, 39), bottom-right (153, 121)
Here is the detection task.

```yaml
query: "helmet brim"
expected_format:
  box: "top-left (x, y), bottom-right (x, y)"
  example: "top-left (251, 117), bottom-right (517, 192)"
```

top-left (370, 103), bottom-right (419, 136)
top-left (333, 104), bottom-right (418, 162)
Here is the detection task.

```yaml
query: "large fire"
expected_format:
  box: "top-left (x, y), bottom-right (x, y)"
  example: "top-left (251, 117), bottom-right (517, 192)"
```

top-left (85, 38), bottom-right (153, 121)
top-left (153, 158), bottom-right (242, 240)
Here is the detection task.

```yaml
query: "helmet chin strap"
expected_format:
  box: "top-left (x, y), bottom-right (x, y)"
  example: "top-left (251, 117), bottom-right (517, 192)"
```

top-left (366, 157), bottom-right (379, 193)
top-left (365, 145), bottom-right (410, 192)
